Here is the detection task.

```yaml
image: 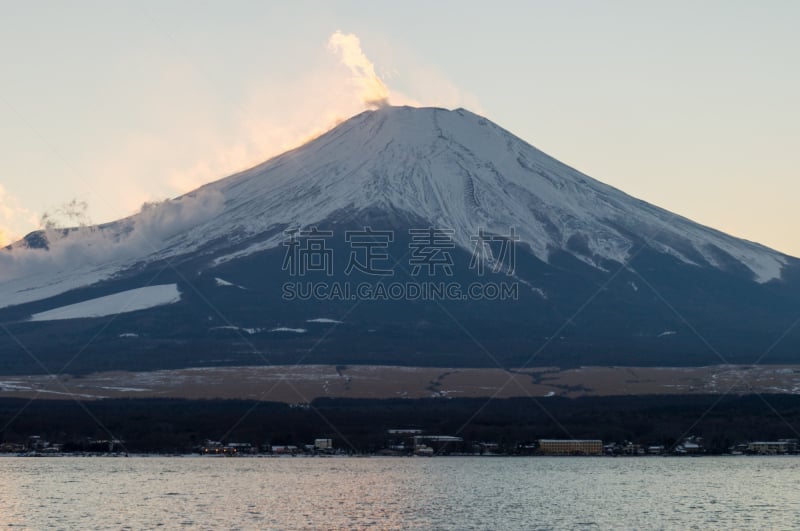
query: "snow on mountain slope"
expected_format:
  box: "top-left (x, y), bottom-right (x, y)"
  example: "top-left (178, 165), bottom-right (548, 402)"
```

top-left (0, 106), bottom-right (791, 310)
top-left (150, 105), bottom-right (791, 281)
top-left (29, 284), bottom-right (181, 321)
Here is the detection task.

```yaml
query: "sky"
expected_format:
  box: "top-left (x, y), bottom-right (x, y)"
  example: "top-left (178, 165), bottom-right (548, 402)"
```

top-left (1, 1), bottom-right (798, 255)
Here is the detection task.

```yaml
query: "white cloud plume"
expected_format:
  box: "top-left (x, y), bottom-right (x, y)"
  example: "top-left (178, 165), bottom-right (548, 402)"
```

top-left (133, 188), bottom-right (225, 244)
top-left (328, 30), bottom-right (391, 109)
top-left (0, 189), bottom-right (225, 286)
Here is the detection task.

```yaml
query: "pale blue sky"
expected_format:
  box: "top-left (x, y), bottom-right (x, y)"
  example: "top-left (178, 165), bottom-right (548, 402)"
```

top-left (1, 1), bottom-right (798, 254)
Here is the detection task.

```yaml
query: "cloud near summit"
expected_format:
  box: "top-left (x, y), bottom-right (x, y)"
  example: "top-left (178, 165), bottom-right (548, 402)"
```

top-left (328, 30), bottom-right (391, 109)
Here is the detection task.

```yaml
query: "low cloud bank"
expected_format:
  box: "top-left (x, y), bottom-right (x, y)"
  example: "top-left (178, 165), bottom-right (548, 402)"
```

top-left (0, 189), bottom-right (224, 283)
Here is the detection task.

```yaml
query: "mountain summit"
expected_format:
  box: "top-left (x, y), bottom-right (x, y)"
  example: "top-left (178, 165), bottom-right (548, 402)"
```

top-left (209, 106), bottom-right (787, 280)
top-left (1, 106), bottom-right (799, 373)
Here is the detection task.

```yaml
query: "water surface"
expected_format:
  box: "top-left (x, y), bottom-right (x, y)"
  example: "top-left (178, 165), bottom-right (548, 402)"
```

top-left (1, 456), bottom-right (798, 529)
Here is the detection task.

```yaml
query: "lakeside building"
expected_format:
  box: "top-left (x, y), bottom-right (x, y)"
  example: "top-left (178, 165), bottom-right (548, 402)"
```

top-left (747, 440), bottom-right (798, 455)
top-left (412, 435), bottom-right (463, 455)
top-left (604, 441), bottom-right (645, 456)
top-left (314, 438), bottom-right (333, 450)
top-left (271, 445), bottom-right (300, 455)
top-left (200, 440), bottom-right (254, 455)
top-left (674, 436), bottom-right (705, 455)
top-left (384, 430), bottom-right (464, 455)
top-left (314, 438), bottom-right (335, 454)
top-left (538, 439), bottom-right (603, 456)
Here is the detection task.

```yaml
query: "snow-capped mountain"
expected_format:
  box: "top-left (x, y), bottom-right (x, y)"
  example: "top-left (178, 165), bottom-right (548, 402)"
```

top-left (1, 106), bottom-right (799, 374)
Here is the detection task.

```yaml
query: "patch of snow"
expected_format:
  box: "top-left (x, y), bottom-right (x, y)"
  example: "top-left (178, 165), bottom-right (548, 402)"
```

top-left (0, 264), bottom-right (122, 310)
top-left (29, 284), bottom-right (181, 321)
top-left (306, 318), bottom-right (342, 324)
top-left (214, 277), bottom-right (245, 289)
top-left (657, 330), bottom-right (677, 338)
top-left (209, 325), bottom-right (263, 335)
top-left (516, 277), bottom-right (546, 299)
top-left (118, 333), bottom-right (139, 338)
top-left (543, 391), bottom-right (556, 397)
top-left (269, 327), bottom-right (307, 333)
top-left (0, 381), bottom-right (101, 399)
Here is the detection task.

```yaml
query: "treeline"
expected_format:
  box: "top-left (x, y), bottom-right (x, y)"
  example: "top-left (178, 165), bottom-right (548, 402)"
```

top-left (2, 394), bottom-right (800, 454)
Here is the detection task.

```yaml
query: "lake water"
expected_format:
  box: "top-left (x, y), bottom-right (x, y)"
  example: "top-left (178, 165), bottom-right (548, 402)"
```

top-left (1, 456), bottom-right (799, 529)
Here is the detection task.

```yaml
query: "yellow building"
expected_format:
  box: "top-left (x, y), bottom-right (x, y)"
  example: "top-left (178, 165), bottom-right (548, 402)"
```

top-left (538, 439), bottom-right (603, 455)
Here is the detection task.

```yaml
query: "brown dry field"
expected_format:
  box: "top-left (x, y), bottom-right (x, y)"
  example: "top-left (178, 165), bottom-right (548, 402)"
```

top-left (2, 364), bottom-right (800, 402)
